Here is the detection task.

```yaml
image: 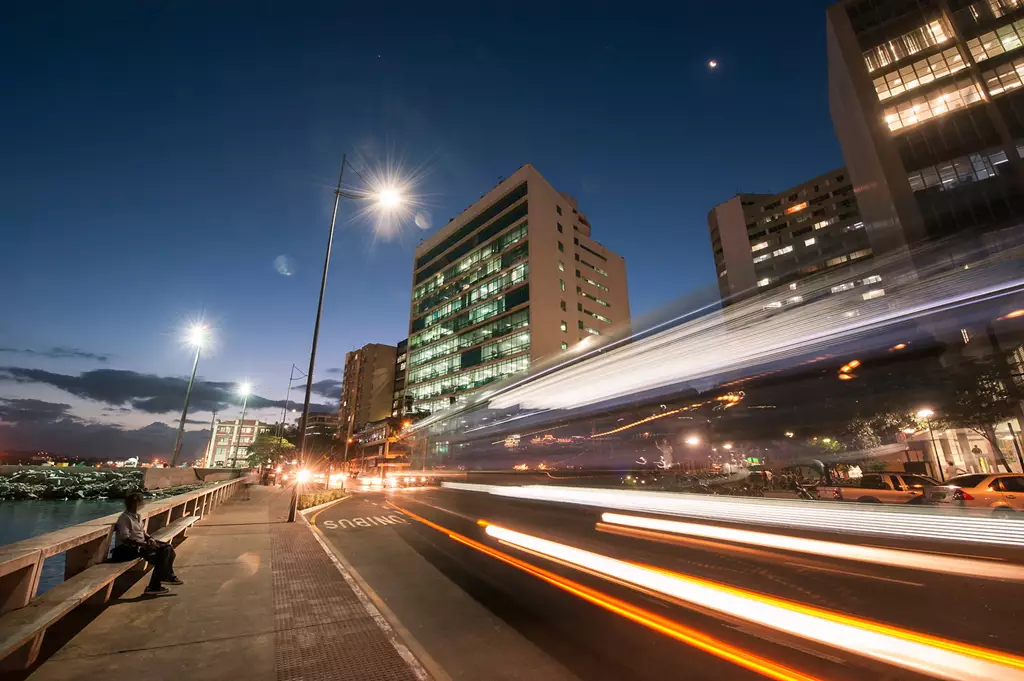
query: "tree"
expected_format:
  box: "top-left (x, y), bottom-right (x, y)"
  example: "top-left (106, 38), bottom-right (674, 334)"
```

top-left (246, 435), bottom-right (295, 469)
top-left (935, 360), bottom-right (1015, 471)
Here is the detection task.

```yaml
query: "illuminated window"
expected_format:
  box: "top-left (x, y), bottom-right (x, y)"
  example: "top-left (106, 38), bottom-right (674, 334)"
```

top-left (863, 19), bottom-right (950, 72)
top-left (751, 241), bottom-right (769, 252)
top-left (773, 245), bottom-right (794, 256)
top-left (558, 260), bottom-right (564, 271)
top-left (883, 77), bottom-right (982, 132)
top-left (757, 278), bottom-right (771, 287)
top-left (718, 268), bottom-right (727, 278)
top-left (582, 326), bottom-right (601, 336)
top-left (848, 248), bottom-right (872, 260)
top-left (763, 301), bottom-right (783, 310)
top-left (987, 0), bottom-right (1022, 18)
top-left (784, 202), bottom-right (808, 215)
top-left (804, 237), bottom-right (816, 246)
top-left (752, 254), bottom-right (771, 264)
top-left (966, 18), bottom-right (1024, 63)
top-left (873, 47), bottom-right (966, 101)
top-left (862, 289), bottom-right (886, 300)
top-left (560, 321), bottom-right (567, 332)
top-left (983, 55), bottom-right (1024, 95)
top-left (560, 279), bottom-right (566, 292)
top-left (831, 282), bottom-right (854, 293)
top-left (580, 290), bottom-right (610, 307)
top-left (861, 275), bottom-right (882, 285)
top-left (826, 255), bottom-right (849, 267)
top-left (561, 342), bottom-right (568, 351)
top-left (814, 217), bottom-right (837, 230)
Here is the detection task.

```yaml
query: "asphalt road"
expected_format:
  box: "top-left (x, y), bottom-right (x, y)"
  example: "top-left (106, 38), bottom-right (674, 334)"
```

top-left (313, 486), bottom-right (1024, 681)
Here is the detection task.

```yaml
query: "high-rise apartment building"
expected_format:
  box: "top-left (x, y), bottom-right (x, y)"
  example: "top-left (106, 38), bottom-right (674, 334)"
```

top-left (406, 164), bottom-right (630, 415)
top-left (391, 338), bottom-right (409, 417)
top-left (827, 0), bottom-right (1024, 254)
top-left (709, 167), bottom-right (870, 302)
top-left (338, 343), bottom-right (398, 442)
top-left (202, 419), bottom-right (273, 468)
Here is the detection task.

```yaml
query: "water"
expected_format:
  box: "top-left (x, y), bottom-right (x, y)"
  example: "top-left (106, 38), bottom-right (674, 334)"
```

top-left (0, 499), bottom-right (122, 593)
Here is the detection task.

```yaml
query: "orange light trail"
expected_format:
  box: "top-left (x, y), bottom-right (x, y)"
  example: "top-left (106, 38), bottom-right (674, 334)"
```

top-left (389, 502), bottom-right (821, 681)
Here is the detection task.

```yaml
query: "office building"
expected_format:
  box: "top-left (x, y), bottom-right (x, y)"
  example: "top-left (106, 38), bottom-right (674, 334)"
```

top-left (407, 164), bottom-right (630, 415)
top-left (392, 338), bottom-right (410, 417)
top-left (304, 412), bottom-right (340, 439)
top-left (709, 167), bottom-right (870, 302)
top-left (827, 0), bottom-right (1024, 254)
top-left (202, 419), bottom-right (273, 468)
top-left (338, 343), bottom-right (398, 442)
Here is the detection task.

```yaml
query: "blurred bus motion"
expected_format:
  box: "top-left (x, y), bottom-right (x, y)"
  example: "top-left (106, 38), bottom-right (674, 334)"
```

top-left (377, 233), bottom-right (1024, 498)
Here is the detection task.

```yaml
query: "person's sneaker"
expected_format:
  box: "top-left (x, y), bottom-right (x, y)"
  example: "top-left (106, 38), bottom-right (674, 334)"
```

top-left (144, 586), bottom-right (170, 595)
top-left (162, 577), bottom-right (184, 586)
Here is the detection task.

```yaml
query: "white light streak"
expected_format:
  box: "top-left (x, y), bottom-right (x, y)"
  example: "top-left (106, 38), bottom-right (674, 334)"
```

top-left (484, 523), bottom-right (1024, 681)
top-left (600, 513), bottom-right (1024, 581)
top-left (443, 483), bottom-right (1024, 547)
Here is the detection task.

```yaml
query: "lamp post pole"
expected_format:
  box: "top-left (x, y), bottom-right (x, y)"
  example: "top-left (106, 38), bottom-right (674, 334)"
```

top-left (170, 344), bottom-right (202, 467)
top-left (231, 391), bottom-right (250, 466)
top-left (278, 364), bottom-right (306, 439)
top-left (925, 416), bottom-right (944, 482)
top-left (289, 156), bottom-right (346, 523)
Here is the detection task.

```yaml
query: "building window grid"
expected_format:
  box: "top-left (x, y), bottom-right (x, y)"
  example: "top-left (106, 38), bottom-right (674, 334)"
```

top-left (579, 258), bottom-right (608, 276)
top-left (577, 271), bottom-right (609, 291)
top-left (983, 54), bottom-right (1024, 95)
top-left (412, 223), bottom-right (528, 302)
top-left (863, 19), bottom-right (951, 72)
top-left (407, 355), bottom-right (531, 402)
top-left (417, 263), bottom-right (529, 331)
top-left (908, 146), bottom-right (1009, 192)
top-left (966, 17), bottom-right (1024, 63)
top-left (882, 77), bottom-right (983, 132)
top-left (410, 291), bottom-right (526, 350)
top-left (872, 46), bottom-right (966, 101)
top-left (408, 309), bottom-right (529, 368)
top-left (579, 290), bottom-right (610, 307)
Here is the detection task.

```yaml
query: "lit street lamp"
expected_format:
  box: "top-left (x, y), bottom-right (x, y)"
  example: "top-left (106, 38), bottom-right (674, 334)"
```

top-left (231, 383), bottom-right (251, 466)
top-left (916, 408), bottom-right (944, 481)
top-left (289, 155), bottom-right (406, 523)
top-left (170, 324), bottom-right (208, 467)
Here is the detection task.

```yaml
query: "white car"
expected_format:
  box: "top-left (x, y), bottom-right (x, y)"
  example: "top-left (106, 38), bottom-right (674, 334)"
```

top-left (923, 473), bottom-right (1024, 512)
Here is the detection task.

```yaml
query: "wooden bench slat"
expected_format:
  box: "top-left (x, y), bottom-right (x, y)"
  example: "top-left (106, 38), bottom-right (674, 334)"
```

top-left (0, 514), bottom-right (200, 660)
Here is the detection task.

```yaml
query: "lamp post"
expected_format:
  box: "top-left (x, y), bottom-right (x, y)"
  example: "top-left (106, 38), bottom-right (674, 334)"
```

top-left (288, 156), bottom-right (406, 522)
top-left (171, 325), bottom-right (207, 467)
top-left (916, 408), bottom-right (944, 481)
top-left (278, 364), bottom-right (306, 439)
top-left (231, 383), bottom-right (251, 467)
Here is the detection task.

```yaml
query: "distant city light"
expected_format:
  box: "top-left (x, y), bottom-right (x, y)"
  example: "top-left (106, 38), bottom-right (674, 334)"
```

top-left (784, 431), bottom-right (795, 438)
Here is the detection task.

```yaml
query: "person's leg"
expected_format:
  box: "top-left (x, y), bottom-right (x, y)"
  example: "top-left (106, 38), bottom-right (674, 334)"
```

top-left (143, 548), bottom-right (164, 590)
top-left (161, 544), bottom-right (178, 581)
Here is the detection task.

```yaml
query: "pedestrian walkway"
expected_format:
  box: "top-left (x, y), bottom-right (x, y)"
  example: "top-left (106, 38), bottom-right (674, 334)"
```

top-left (26, 485), bottom-right (426, 681)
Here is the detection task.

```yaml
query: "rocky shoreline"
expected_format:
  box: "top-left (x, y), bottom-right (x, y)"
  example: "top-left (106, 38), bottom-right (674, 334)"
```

top-left (0, 469), bottom-right (206, 501)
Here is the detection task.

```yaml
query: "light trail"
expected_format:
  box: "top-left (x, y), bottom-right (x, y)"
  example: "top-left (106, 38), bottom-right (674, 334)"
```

top-left (441, 483), bottom-right (1024, 547)
top-left (388, 502), bottom-right (822, 681)
top-left (485, 251), bottom-right (1024, 411)
top-left (484, 523), bottom-right (1024, 681)
top-left (599, 513), bottom-right (1024, 581)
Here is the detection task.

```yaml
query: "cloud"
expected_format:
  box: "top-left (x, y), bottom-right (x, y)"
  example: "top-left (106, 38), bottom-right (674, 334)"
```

top-left (0, 347), bottom-right (110, 363)
top-left (0, 398), bottom-right (78, 424)
top-left (292, 379), bottom-right (342, 400)
top-left (0, 417), bottom-right (212, 462)
top-left (0, 367), bottom-right (334, 415)
top-left (324, 367), bottom-right (343, 375)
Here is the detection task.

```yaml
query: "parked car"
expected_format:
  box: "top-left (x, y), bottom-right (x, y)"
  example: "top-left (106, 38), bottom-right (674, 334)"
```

top-left (924, 473), bottom-right (1024, 512)
top-left (835, 472), bottom-right (940, 504)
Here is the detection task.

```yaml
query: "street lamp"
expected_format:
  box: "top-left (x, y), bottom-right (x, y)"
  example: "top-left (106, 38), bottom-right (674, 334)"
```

top-left (170, 324), bottom-right (208, 467)
top-left (231, 383), bottom-right (251, 466)
top-left (915, 408), bottom-right (944, 481)
top-left (289, 155), bottom-right (407, 523)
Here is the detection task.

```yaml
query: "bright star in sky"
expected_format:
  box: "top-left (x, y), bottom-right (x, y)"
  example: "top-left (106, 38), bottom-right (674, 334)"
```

top-left (708, 59), bottom-right (718, 69)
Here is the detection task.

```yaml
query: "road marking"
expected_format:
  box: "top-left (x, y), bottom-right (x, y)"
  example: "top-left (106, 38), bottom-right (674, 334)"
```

top-left (308, 495), bottom-right (350, 525)
top-left (321, 514), bottom-right (407, 530)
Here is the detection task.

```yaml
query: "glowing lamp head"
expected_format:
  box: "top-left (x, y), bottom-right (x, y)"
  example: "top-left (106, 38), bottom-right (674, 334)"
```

top-left (187, 324), bottom-right (208, 348)
top-left (684, 436), bottom-right (701, 446)
top-left (238, 383), bottom-right (251, 397)
top-left (295, 469), bottom-right (313, 484)
top-left (722, 443), bottom-right (733, 450)
top-left (375, 187), bottom-right (403, 209)
top-left (916, 408), bottom-right (935, 419)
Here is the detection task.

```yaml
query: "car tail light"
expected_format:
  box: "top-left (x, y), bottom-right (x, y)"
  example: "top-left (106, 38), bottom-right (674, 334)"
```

top-left (952, 488), bottom-right (975, 501)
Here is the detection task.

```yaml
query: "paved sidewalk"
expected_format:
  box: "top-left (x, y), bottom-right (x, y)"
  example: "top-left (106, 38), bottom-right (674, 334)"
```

top-left (27, 485), bottom-right (425, 681)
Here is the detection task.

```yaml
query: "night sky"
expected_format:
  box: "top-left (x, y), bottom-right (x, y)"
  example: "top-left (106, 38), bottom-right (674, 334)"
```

top-left (0, 1), bottom-right (841, 460)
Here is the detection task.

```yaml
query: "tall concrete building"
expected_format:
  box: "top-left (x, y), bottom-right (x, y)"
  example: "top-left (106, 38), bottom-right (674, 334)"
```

top-left (338, 343), bottom-right (398, 442)
top-left (391, 338), bottom-right (409, 417)
top-left (827, 0), bottom-right (1024, 254)
top-left (709, 167), bottom-right (870, 302)
top-left (406, 164), bottom-right (630, 415)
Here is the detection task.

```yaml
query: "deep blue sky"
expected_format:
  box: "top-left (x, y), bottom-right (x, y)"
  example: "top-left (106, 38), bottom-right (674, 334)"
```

top-left (0, 1), bottom-right (842, 458)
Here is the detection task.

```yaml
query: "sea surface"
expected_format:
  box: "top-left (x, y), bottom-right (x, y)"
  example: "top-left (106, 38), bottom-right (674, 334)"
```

top-left (0, 498), bottom-right (122, 593)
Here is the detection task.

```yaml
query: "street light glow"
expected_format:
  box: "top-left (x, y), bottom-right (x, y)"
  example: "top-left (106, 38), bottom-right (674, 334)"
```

top-left (685, 435), bottom-right (701, 446)
top-left (187, 324), bottom-right (208, 347)
top-left (722, 443), bottom-right (733, 450)
top-left (916, 408), bottom-right (935, 419)
top-left (375, 187), bottom-right (403, 209)
top-left (239, 382), bottom-right (251, 397)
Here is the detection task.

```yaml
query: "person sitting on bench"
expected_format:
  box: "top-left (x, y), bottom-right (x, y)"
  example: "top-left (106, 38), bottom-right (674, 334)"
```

top-left (111, 493), bottom-right (183, 595)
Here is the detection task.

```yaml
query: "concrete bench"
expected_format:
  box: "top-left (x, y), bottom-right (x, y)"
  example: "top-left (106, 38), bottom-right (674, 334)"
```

top-left (0, 514), bottom-right (199, 670)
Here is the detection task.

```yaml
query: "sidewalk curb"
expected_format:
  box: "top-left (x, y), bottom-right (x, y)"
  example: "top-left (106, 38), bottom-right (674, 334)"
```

top-left (301, 510), bottom-right (448, 681)
top-left (299, 493), bottom-right (350, 517)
